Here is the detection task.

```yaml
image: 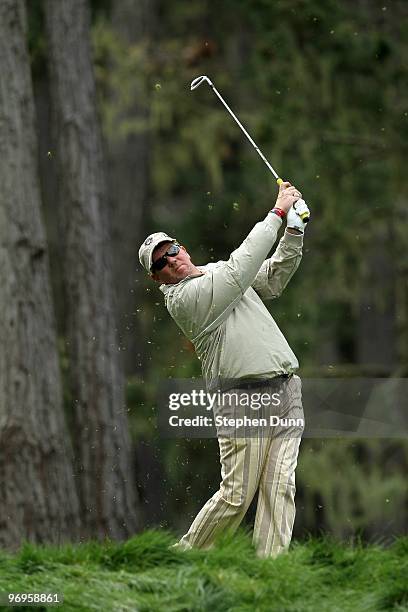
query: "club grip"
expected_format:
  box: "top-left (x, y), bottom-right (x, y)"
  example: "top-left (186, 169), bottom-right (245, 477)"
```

top-left (277, 178), bottom-right (310, 222)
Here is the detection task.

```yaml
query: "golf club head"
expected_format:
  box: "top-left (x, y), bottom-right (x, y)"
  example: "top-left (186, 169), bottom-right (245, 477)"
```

top-left (190, 75), bottom-right (212, 90)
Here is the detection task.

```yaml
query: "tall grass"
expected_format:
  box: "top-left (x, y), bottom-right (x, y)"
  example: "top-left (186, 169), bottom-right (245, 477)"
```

top-left (0, 530), bottom-right (407, 611)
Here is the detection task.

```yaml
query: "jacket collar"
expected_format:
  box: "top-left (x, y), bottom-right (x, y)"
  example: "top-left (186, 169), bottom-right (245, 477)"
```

top-left (159, 267), bottom-right (205, 294)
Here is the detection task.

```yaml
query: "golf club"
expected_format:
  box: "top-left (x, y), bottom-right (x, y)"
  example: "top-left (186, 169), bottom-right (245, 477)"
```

top-left (190, 75), bottom-right (310, 223)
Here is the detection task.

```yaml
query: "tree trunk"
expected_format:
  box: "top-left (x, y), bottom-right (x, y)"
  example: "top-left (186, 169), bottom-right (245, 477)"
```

top-left (109, 0), bottom-right (155, 376)
top-left (44, 0), bottom-right (138, 540)
top-left (0, 0), bottom-right (80, 550)
top-left (357, 225), bottom-right (397, 372)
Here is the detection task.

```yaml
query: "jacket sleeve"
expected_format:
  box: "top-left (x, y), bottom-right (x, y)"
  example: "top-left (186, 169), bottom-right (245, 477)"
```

top-left (251, 229), bottom-right (303, 300)
top-left (167, 213), bottom-right (283, 344)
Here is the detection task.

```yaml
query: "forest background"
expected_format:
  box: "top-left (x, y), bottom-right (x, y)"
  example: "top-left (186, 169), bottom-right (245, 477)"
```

top-left (0, 0), bottom-right (407, 550)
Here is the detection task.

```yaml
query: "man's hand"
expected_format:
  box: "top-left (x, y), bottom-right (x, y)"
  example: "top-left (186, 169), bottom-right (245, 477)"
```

top-left (274, 182), bottom-right (302, 214)
top-left (287, 199), bottom-right (311, 234)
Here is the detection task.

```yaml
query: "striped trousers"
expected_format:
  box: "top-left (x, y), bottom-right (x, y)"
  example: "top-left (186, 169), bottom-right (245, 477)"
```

top-left (174, 375), bottom-right (304, 558)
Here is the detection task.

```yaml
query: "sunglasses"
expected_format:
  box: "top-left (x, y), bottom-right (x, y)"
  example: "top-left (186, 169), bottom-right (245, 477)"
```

top-left (151, 243), bottom-right (181, 272)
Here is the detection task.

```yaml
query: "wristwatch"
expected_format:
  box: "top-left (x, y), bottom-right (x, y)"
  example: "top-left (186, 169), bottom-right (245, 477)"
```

top-left (269, 208), bottom-right (286, 219)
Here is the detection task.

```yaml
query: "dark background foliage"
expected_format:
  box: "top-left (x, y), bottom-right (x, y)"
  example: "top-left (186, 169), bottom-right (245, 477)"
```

top-left (27, 0), bottom-right (408, 542)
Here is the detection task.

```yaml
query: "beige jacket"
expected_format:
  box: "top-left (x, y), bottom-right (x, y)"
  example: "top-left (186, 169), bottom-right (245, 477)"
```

top-left (160, 213), bottom-right (303, 390)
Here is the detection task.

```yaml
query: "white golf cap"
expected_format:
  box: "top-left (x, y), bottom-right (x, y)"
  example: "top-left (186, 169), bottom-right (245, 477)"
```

top-left (139, 231), bottom-right (177, 272)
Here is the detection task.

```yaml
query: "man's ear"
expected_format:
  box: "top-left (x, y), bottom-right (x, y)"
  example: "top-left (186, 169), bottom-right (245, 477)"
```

top-left (151, 271), bottom-right (160, 282)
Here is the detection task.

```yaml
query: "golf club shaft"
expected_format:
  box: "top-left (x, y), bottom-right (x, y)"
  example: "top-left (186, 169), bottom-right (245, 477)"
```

top-left (210, 83), bottom-right (281, 183)
top-left (191, 75), bottom-right (310, 222)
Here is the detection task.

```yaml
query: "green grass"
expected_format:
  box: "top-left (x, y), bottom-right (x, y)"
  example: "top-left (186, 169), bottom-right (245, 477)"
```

top-left (0, 530), bottom-right (407, 611)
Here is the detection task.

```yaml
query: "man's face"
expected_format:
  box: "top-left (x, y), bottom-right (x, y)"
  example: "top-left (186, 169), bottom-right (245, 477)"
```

top-left (151, 241), bottom-right (196, 284)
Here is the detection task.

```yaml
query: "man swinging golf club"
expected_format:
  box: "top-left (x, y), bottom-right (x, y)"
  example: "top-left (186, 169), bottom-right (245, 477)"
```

top-left (139, 181), bottom-right (310, 558)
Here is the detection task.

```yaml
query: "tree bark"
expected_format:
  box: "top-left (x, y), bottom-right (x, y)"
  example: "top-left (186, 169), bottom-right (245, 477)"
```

top-left (357, 225), bottom-right (397, 372)
top-left (44, 0), bottom-right (138, 539)
top-left (0, 0), bottom-right (80, 550)
top-left (109, 0), bottom-right (155, 376)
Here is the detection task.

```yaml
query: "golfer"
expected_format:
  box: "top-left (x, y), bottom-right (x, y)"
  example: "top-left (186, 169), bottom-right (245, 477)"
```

top-left (139, 182), bottom-right (310, 558)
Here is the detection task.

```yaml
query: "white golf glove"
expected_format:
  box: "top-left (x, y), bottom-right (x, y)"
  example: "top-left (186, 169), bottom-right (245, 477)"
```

top-left (286, 199), bottom-right (310, 233)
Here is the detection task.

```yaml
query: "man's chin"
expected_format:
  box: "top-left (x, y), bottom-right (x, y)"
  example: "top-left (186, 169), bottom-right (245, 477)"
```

top-left (164, 264), bottom-right (194, 284)
top-left (175, 268), bottom-right (190, 281)
top-left (175, 263), bottom-right (190, 275)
